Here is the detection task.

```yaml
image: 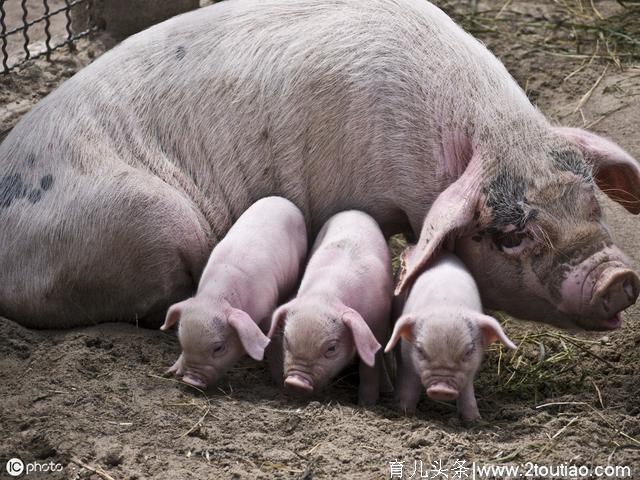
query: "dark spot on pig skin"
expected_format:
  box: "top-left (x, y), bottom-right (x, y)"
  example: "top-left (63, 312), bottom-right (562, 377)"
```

top-left (530, 231), bottom-right (611, 302)
top-left (531, 256), bottom-right (569, 302)
top-left (175, 46), bottom-right (186, 61)
top-left (28, 189), bottom-right (42, 204)
top-left (40, 174), bottom-right (54, 191)
top-left (26, 153), bottom-right (36, 168)
top-left (483, 172), bottom-right (527, 229)
top-left (512, 256), bottom-right (524, 278)
top-left (463, 317), bottom-right (478, 352)
top-left (551, 149), bottom-right (592, 181)
top-left (0, 174), bottom-right (28, 208)
top-left (262, 128), bottom-right (269, 140)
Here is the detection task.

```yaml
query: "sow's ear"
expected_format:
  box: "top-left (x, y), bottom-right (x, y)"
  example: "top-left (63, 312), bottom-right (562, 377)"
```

top-left (556, 127), bottom-right (640, 214)
top-left (342, 309), bottom-right (381, 368)
top-left (228, 308), bottom-right (270, 361)
top-left (395, 153), bottom-right (483, 295)
top-left (395, 245), bottom-right (416, 287)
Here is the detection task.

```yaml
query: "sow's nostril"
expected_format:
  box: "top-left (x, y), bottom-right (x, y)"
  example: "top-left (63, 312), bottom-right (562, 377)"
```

top-left (599, 271), bottom-right (640, 314)
top-left (623, 278), bottom-right (639, 302)
top-left (602, 294), bottom-right (610, 312)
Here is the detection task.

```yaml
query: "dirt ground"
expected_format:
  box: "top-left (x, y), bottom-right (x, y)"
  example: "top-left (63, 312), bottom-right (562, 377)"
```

top-left (1, 1), bottom-right (640, 479)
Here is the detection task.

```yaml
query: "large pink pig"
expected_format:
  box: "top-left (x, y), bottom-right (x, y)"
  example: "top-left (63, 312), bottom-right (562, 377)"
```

top-left (387, 249), bottom-right (515, 421)
top-left (160, 196), bottom-right (307, 388)
top-left (268, 211), bottom-right (392, 406)
top-left (2, 0), bottom-right (638, 332)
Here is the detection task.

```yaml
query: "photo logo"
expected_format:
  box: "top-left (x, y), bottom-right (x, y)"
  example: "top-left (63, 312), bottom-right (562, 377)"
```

top-left (4, 458), bottom-right (64, 476)
top-left (6, 458), bottom-right (24, 477)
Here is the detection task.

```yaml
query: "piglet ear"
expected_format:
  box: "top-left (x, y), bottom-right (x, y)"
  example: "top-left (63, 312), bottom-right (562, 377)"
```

top-left (473, 314), bottom-right (516, 350)
top-left (395, 153), bottom-right (483, 295)
top-left (384, 315), bottom-right (416, 353)
top-left (555, 127), bottom-right (640, 214)
top-left (228, 308), bottom-right (270, 361)
top-left (161, 301), bottom-right (188, 331)
top-left (267, 302), bottom-right (292, 338)
top-left (342, 309), bottom-right (381, 368)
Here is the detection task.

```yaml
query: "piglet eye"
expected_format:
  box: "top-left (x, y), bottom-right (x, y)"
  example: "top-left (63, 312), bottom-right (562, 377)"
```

top-left (325, 342), bottom-right (338, 357)
top-left (463, 344), bottom-right (475, 360)
top-left (212, 342), bottom-right (226, 357)
top-left (414, 345), bottom-right (430, 362)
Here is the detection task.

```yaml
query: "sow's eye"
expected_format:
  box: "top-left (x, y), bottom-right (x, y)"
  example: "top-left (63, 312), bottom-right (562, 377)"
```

top-left (212, 342), bottom-right (226, 357)
top-left (492, 229), bottom-right (537, 255)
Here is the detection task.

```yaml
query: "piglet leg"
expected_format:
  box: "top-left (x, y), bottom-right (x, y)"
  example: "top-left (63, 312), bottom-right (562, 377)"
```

top-left (394, 341), bottom-right (422, 414)
top-left (358, 318), bottom-right (392, 406)
top-left (457, 381), bottom-right (481, 422)
top-left (167, 354), bottom-right (185, 377)
top-left (265, 335), bottom-right (284, 386)
top-left (358, 352), bottom-right (381, 406)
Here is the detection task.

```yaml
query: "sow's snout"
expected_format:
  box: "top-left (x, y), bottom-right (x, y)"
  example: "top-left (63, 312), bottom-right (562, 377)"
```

top-left (560, 246), bottom-right (640, 330)
top-left (592, 267), bottom-right (639, 329)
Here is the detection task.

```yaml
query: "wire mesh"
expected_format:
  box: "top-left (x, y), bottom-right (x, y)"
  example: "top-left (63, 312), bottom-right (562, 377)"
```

top-left (0, 0), bottom-right (96, 73)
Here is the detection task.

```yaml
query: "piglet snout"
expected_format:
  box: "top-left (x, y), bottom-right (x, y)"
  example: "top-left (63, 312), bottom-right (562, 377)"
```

top-left (284, 372), bottom-right (314, 394)
top-left (426, 381), bottom-right (459, 401)
top-left (182, 374), bottom-right (207, 389)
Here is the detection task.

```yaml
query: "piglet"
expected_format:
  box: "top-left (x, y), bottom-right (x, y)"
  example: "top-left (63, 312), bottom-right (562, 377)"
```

top-left (161, 196), bottom-right (307, 388)
top-left (268, 211), bottom-right (392, 406)
top-left (386, 249), bottom-right (516, 421)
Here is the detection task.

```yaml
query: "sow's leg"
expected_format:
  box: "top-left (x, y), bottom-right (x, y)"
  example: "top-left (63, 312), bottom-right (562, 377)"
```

top-left (0, 167), bottom-right (211, 328)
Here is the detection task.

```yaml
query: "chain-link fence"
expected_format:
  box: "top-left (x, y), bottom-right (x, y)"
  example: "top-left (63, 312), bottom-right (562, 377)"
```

top-left (0, 0), bottom-right (96, 74)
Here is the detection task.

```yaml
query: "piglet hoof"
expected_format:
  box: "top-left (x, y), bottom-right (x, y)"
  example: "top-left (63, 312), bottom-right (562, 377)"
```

top-left (396, 400), bottom-right (417, 416)
top-left (166, 355), bottom-right (184, 377)
top-left (358, 393), bottom-right (379, 408)
top-left (458, 411), bottom-right (482, 426)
